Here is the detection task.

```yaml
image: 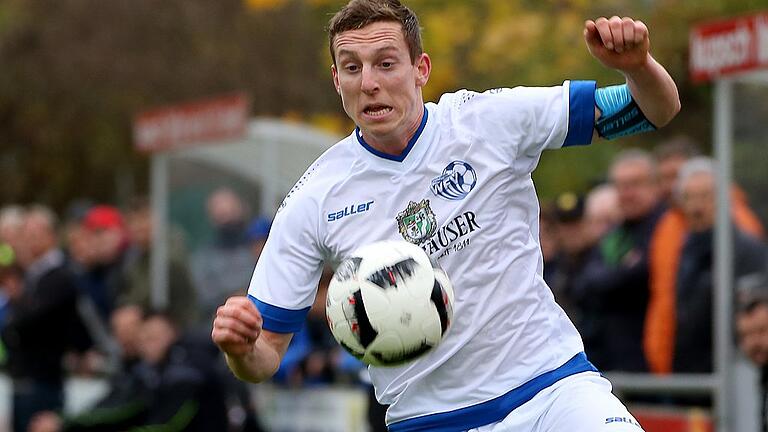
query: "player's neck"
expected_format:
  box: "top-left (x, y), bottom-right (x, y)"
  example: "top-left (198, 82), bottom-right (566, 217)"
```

top-left (360, 106), bottom-right (425, 157)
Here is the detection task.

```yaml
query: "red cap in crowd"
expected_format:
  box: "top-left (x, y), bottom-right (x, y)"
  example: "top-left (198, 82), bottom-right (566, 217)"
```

top-left (83, 205), bottom-right (125, 231)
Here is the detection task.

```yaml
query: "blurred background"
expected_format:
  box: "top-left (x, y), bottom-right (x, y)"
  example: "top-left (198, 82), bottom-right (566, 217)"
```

top-left (0, 0), bottom-right (767, 431)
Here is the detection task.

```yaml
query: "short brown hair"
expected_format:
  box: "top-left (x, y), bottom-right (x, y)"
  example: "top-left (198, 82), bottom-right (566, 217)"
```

top-left (328, 0), bottom-right (422, 65)
top-left (653, 135), bottom-right (702, 162)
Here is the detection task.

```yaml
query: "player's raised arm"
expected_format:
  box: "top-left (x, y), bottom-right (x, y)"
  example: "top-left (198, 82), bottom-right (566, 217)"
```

top-left (585, 16), bottom-right (680, 138)
top-left (212, 296), bottom-right (292, 382)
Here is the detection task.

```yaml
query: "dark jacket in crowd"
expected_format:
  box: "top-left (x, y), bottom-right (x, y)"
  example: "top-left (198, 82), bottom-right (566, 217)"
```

top-left (135, 340), bottom-right (229, 432)
top-left (571, 204), bottom-right (666, 372)
top-left (3, 250), bottom-right (92, 383)
top-left (672, 227), bottom-right (767, 373)
top-left (546, 249), bottom-right (593, 326)
top-left (76, 259), bottom-right (124, 323)
top-left (2, 249), bottom-right (92, 432)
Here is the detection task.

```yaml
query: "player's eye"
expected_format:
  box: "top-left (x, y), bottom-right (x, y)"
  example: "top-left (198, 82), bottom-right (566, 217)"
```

top-left (345, 64), bottom-right (360, 73)
top-left (381, 61), bottom-right (394, 69)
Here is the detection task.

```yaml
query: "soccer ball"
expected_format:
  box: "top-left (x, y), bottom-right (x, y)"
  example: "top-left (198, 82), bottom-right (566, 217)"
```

top-left (325, 240), bottom-right (454, 367)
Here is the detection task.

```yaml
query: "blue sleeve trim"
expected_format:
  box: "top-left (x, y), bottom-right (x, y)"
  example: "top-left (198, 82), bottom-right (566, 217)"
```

top-left (563, 80), bottom-right (596, 147)
top-left (248, 295), bottom-right (310, 334)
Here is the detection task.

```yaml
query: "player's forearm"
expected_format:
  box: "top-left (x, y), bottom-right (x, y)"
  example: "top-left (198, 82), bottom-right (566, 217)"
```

top-left (623, 53), bottom-right (680, 127)
top-left (225, 337), bottom-right (282, 383)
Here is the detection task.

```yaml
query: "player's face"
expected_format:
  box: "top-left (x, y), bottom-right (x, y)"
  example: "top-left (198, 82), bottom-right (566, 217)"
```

top-left (332, 21), bottom-right (430, 150)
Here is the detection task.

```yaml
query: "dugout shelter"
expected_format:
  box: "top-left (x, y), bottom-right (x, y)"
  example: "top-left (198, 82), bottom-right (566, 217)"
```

top-left (133, 93), bottom-right (338, 309)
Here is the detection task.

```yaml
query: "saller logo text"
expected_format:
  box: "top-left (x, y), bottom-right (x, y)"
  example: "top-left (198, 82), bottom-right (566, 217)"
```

top-left (328, 201), bottom-right (374, 222)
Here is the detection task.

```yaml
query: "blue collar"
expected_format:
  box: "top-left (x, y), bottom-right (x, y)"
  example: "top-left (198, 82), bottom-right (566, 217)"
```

top-left (355, 105), bottom-right (428, 163)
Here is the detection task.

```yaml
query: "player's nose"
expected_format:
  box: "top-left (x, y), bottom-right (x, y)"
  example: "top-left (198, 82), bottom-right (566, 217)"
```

top-left (360, 66), bottom-right (379, 94)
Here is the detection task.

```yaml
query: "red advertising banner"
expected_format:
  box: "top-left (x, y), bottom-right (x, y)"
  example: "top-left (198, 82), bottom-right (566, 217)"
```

top-left (690, 12), bottom-right (768, 83)
top-left (133, 93), bottom-right (250, 153)
top-left (633, 407), bottom-right (713, 432)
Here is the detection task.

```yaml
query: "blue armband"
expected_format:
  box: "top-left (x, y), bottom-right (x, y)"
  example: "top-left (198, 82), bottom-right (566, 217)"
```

top-left (595, 84), bottom-right (656, 140)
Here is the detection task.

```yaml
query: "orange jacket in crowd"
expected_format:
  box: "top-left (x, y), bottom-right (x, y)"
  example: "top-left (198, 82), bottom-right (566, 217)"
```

top-left (644, 187), bottom-right (765, 375)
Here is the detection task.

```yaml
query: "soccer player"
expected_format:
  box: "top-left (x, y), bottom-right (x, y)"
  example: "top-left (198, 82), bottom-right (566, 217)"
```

top-left (212, 0), bottom-right (680, 430)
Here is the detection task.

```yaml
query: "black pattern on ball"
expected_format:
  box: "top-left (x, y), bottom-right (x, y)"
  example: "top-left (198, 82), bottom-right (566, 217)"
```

top-left (371, 341), bottom-right (433, 365)
top-left (352, 290), bottom-right (378, 348)
top-left (430, 279), bottom-right (450, 335)
top-left (367, 257), bottom-right (418, 290)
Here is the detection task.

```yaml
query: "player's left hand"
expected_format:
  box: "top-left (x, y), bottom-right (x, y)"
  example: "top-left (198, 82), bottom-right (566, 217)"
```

top-left (584, 16), bottom-right (650, 73)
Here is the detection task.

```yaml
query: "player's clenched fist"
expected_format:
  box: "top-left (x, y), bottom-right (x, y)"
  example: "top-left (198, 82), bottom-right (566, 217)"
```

top-left (584, 16), bottom-right (650, 72)
top-left (212, 296), bottom-right (262, 356)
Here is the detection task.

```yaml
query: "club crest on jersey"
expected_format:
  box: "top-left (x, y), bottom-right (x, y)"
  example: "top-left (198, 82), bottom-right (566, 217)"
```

top-left (430, 161), bottom-right (477, 201)
top-left (396, 199), bottom-right (437, 245)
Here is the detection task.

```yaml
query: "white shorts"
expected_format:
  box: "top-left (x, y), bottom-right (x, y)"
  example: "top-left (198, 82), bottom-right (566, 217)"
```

top-left (469, 372), bottom-right (645, 432)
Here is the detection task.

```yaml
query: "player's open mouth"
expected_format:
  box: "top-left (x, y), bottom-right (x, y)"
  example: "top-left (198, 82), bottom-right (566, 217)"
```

top-left (363, 105), bottom-right (393, 118)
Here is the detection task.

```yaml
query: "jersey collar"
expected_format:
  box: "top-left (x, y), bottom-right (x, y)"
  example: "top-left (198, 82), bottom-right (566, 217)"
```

top-left (354, 105), bottom-right (428, 163)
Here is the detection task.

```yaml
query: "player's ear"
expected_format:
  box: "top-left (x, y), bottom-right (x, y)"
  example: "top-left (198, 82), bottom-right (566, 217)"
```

top-left (331, 64), bottom-right (341, 95)
top-left (415, 53), bottom-right (431, 88)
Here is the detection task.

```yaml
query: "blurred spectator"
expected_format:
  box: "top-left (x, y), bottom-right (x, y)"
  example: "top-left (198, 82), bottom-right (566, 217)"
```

top-left (671, 158), bottom-right (766, 373)
top-left (111, 305), bottom-right (144, 364)
top-left (29, 305), bottom-right (145, 432)
top-left (584, 183), bottom-right (621, 243)
top-left (736, 273), bottom-right (768, 432)
top-left (645, 142), bottom-right (764, 375)
top-left (0, 250), bottom-right (22, 333)
top-left (30, 309), bottom-right (230, 431)
top-left (79, 205), bottom-right (129, 321)
top-left (0, 205), bottom-right (26, 328)
top-left (553, 193), bottom-right (588, 257)
top-left (572, 150), bottom-right (664, 372)
top-left (1, 205), bottom-right (92, 432)
top-left (548, 190), bottom-right (617, 357)
top-left (653, 135), bottom-right (701, 205)
top-left (61, 199), bottom-right (96, 276)
top-left (246, 216), bottom-right (271, 261)
top-left (117, 197), bottom-right (198, 328)
top-left (64, 223), bottom-right (95, 275)
top-left (133, 311), bottom-right (229, 430)
top-left (0, 205), bottom-right (25, 253)
top-left (192, 187), bottom-right (255, 325)
top-left (60, 205), bottom-right (123, 376)
top-left (547, 193), bottom-right (591, 321)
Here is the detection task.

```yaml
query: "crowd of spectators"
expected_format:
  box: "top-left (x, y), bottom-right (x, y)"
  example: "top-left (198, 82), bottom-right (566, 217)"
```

top-left (542, 137), bottom-right (767, 381)
top-left (0, 136), bottom-right (767, 430)
top-left (0, 185), bottom-right (380, 431)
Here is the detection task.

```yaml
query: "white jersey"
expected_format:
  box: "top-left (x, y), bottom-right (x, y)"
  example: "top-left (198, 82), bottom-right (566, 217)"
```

top-left (249, 80), bottom-right (598, 431)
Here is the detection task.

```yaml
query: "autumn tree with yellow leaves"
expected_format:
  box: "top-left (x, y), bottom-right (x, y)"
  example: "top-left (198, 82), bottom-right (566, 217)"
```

top-left (0, 0), bottom-right (764, 207)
